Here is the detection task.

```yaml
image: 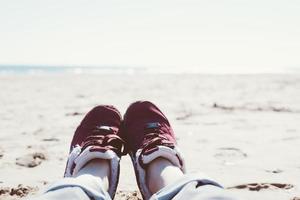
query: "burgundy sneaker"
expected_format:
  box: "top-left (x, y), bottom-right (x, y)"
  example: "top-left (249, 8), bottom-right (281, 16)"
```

top-left (64, 105), bottom-right (126, 198)
top-left (122, 101), bottom-right (185, 199)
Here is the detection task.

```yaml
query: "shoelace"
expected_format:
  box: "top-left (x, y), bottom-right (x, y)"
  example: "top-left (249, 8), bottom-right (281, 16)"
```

top-left (140, 125), bottom-right (175, 157)
top-left (81, 126), bottom-right (127, 157)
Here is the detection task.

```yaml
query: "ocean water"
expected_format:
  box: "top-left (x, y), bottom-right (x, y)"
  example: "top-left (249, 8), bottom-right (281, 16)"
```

top-left (0, 65), bottom-right (299, 75)
top-left (0, 65), bottom-right (147, 75)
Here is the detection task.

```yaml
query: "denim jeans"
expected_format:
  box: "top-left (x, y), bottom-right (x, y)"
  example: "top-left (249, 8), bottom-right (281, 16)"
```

top-left (30, 173), bottom-right (237, 200)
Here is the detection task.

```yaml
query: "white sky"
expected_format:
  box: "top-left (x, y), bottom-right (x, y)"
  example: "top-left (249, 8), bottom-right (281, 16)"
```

top-left (0, 0), bottom-right (299, 73)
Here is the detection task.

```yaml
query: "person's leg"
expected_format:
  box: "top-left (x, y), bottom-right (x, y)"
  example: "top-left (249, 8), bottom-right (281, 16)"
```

top-left (122, 101), bottom-right (187, 199)
top-left (75, 159), bottom-right (110, 192)
top-left (31, 105), bottom-right (125, 200)
top-left (146, 157), bottom-right (184, 194)
top-left (122, 101), bottom-right (238, 200)
top-left (35, 159), bottom-right (111, 200)
top-left (146, 158), bottom-right (237, 200)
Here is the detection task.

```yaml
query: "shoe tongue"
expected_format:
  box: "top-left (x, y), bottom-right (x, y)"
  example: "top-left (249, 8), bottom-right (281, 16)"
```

top-left (144, 122), bottom-right (161, 134)
top-left (97, 125), bottom-right (111, 131)
top-left (145, 122), bottom-right (160, 129)
top-left (94, 125), bottom-right (118, 135)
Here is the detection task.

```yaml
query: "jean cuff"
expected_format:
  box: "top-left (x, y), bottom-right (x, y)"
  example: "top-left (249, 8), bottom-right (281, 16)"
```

top-left (45, 175), bottom-right (111, 200)
top-left (150, 173), bottom-right (222, 200)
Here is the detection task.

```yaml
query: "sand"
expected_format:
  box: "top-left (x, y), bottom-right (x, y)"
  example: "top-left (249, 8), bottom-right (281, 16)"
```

top-left (0, 74), bottom-right (299, 200)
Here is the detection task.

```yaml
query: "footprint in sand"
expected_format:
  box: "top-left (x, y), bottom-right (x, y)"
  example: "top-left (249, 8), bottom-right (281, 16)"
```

top-left (227, 183), bottom-right (294, 191)
top-left (16, 152), bottom-right (46, 168)
top-left (33, 128), bottom-right (44, 135)
top-left (76, 94), bottom-right (85, 98)
top-left (65, 112), bottom-right (83, 116)
top-left (265, 169), bottom-right (283, 174)
top-left (42, 138), bottom-right (60, 142)
top-left (282, 136), bottom-right (300, 141)
top-left (176, 112), bottom-right (193, 121)
top-left (214, 147), bottom-right (247, 164)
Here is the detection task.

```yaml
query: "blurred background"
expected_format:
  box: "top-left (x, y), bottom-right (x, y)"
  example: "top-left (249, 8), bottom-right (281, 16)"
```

top-left (0, 0), bottom-right (299, 74)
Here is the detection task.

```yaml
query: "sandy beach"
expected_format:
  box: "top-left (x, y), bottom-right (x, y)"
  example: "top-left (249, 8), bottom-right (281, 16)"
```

top-left (0, 74), bottom-right (299, 200)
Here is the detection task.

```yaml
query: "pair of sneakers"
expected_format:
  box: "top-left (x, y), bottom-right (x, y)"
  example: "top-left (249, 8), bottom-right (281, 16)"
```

top-left (64, 101), bottom-right (185, 200)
